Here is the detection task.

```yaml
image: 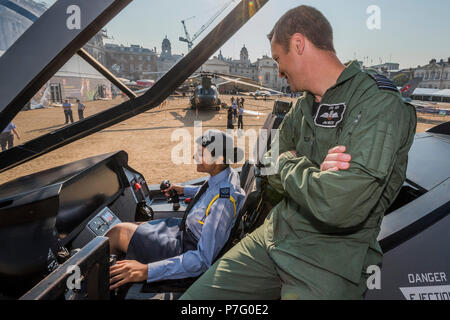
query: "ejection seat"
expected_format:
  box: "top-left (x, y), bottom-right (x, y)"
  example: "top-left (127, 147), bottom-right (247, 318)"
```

top-left (125, 100), bottom-right (293, 300)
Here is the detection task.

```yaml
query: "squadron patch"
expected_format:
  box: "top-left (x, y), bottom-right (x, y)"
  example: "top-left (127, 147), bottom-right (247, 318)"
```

top-left (219, 187), bottom-right (230, 198)
top-left (368, 73), bottom-right (399, 92)
top-left (314, 103), bottom-right (346, 128)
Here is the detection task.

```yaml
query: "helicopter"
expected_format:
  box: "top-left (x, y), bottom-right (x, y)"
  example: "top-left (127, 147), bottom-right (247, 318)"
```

top-left (187, 71), bottom-right (284, 112)
top-left (188, 73), bottom-right (222, 111)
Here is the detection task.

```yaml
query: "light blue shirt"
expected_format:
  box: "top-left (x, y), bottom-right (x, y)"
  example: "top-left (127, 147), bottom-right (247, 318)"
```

top-left (238, 107), bottom-right (244, 116)
top-left (146, 167), bottom-right (245, 282)
top-left (1, 122), bottom-right (16, 133)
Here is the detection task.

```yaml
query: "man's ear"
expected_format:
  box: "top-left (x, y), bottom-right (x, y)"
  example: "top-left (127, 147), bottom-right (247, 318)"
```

top-left (290, 33), bottom-right (306, 55)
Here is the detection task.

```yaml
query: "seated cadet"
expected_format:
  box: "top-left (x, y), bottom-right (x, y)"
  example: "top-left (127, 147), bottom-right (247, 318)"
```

top-left (107, 130), bottom-right (245, 290)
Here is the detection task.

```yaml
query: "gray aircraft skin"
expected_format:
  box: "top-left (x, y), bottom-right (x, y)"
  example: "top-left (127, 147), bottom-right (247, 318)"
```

top-left (0, 0), bottom-right (449, 300)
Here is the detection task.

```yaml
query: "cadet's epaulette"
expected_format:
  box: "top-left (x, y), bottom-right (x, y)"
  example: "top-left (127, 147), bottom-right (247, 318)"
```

top-left (368, 73), bottom-right (399, 92)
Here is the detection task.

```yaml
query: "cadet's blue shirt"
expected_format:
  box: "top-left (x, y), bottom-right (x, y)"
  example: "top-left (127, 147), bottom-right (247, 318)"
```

top-left (146, 167), bottom-right (245, 282)
top-left (1, 122), bottom-right (16, 133)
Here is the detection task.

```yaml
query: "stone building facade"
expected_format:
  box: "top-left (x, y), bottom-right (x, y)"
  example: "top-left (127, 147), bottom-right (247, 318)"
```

top-left (414, 58), bottom-right (450, 90)
top-left (104, 43), bottom-right (158, 81)
top-left (201, 45), bottom-right (289, 92)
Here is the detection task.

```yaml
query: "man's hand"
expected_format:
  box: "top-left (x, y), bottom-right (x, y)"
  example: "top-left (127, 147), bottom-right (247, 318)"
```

top-left (162, 184), bottom-right (184, 197)
top-left (110, 260), bottom-right (148, 290)
top-left (320, 146), bottom-right (351, 172)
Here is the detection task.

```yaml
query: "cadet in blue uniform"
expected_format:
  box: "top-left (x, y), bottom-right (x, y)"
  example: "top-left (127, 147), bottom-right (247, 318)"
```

top-left (0, 122), bottom-right (20, 151)
top-left (108, 130), bottom-right (245, 289)
top-left (62, 99), bottom-right (74, 124)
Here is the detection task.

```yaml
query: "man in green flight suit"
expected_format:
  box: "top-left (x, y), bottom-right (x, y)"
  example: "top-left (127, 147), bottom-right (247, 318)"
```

top-left (181, 5), bottom-right (416, 300)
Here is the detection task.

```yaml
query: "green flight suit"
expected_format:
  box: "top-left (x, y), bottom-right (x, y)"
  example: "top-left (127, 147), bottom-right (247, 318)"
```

top-left (181, 61), bottom-right (417, 300)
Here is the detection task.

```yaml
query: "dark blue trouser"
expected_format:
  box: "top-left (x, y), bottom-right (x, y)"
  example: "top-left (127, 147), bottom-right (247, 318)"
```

top-left (0, 132), bottom-right (13, 151)
top-left (64, 110), bottom-right (74, 124)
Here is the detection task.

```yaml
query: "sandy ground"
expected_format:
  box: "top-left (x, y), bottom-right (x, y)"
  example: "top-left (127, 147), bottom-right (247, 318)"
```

top-left (1, 96), bottom-right (449, 186)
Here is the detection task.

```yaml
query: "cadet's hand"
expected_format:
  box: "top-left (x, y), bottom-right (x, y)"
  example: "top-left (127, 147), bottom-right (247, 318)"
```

top-left (110, 260), bottom-right (148, 290)
top-left (162, 184), bottom-right (184, 196)
top-left (320, 146), bottom-right (351, 172)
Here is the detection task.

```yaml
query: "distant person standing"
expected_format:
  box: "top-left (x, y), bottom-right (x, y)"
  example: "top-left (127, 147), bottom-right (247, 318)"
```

top-left (77, 99), bottom-right (86, 121)
top-left (237, 98), bottom-right (244, 130)
top-left (227, 107), bottom-right (234, 130)
top-left (232, 98), bottom-right (238, 122)
top-left (1, 122), bottom-right (20, 151)
top-left (63, 99), bottom-right (74, 124)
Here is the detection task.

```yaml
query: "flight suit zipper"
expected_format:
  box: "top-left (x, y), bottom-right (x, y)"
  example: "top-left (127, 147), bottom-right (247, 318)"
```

top-left (348, 111), bottom-right (362, 147)
top-left (335, 125), bottom-right (343, 145)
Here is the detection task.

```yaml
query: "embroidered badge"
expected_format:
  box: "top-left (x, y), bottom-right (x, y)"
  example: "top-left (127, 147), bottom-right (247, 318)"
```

top-left (220, 187), bottom-right (230, 198)
top-left (314, 103), bottom-right (347, 128)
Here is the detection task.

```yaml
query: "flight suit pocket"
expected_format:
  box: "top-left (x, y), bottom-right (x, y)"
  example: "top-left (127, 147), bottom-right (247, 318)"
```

top-left (278, 235), bottom-right (370, 285)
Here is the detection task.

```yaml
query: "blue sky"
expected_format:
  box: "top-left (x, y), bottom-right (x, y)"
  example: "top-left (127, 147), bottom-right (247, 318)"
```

top-left (44, 0), bottom-right (450, 69)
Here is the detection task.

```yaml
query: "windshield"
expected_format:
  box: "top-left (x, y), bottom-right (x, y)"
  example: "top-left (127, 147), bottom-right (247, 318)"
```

top-left (1, 0), bottom-right (450, 186)
top-left (0, 0), bottom-right (52, 55)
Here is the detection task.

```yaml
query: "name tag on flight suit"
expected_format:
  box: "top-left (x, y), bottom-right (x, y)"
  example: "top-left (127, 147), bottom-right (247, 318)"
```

top-left (314, 103), bottom-right (346, 128)
top-left (220, 188), bottom-right (230, 198)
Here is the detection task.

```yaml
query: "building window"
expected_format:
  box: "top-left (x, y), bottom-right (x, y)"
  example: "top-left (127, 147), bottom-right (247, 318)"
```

top-left (49, 83), bottom-right (62, 103)
top-left (436, 72), bottom-right (441, 80)
top-left (147, 56), bottom-right (151, 61)
top-left (139, 56), bottom-right (142, 61)
top-left (424, 72), bottom-right (428, 80)
top-left (130, 56), bottom-right (134, 61)
top-left (148, 64), bottom-right (151, 71)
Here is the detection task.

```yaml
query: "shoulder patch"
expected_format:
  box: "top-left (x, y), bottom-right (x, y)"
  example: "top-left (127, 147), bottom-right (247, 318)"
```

top-left (219, 187), bottom-right (230, 198)
top-left (368, 73), bottom-right (398, 92)
top-left (314, 103), bottom-right (346, 128)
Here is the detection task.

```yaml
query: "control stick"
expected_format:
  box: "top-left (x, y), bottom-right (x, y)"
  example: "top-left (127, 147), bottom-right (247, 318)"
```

top-left (160, 180), bottom-right (180, 211)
